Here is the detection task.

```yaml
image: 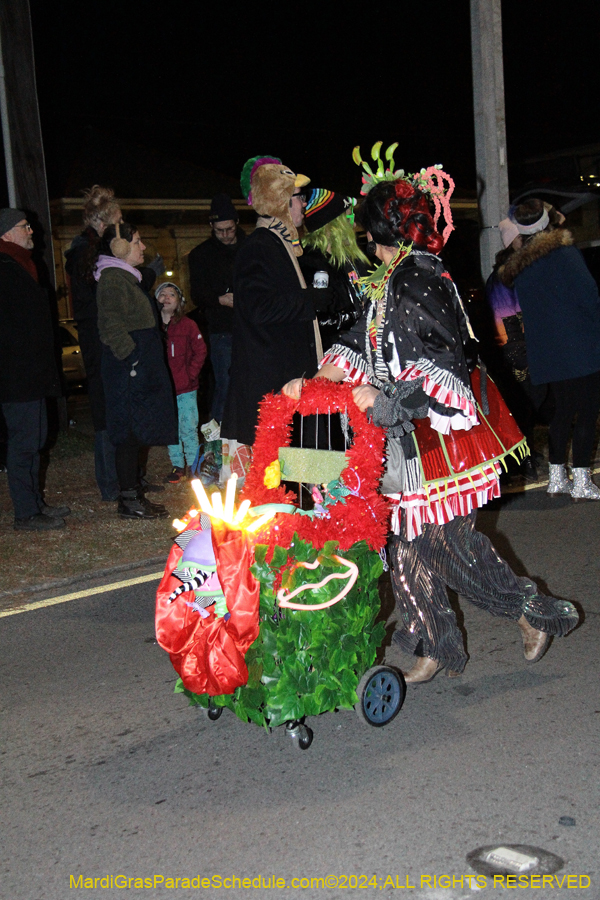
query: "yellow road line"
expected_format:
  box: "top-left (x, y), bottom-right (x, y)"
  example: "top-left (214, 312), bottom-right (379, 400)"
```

top-left (0, 571), bottom-right (163, 619)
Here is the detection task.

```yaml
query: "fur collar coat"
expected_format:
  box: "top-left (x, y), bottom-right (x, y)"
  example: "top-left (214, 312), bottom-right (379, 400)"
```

top-left (498, 228), bottom-right (600, 384)
top-left (499, 228), bottom-right (573, 287)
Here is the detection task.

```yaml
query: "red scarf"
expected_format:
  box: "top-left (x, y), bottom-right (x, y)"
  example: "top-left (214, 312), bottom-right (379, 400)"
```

top-left (0, 239), bottom-right (38, 282)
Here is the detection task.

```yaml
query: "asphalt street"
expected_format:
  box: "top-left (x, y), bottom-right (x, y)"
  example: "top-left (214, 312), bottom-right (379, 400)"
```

top-left (1, 494), bottom-right (599, 900)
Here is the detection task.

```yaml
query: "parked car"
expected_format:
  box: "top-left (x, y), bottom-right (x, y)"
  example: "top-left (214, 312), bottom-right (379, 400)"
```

top-left (59, 320), bottom-right (86, 387)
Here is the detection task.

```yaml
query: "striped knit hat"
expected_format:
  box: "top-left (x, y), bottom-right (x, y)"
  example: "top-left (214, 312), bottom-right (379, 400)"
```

top-left (304, 189), bottom-right (355, 233)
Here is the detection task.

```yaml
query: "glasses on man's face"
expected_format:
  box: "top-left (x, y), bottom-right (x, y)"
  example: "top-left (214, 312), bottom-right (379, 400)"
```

top-left (16, 222), bottom-right (33, 232)
top-left (290, 191), bottom-right (307, 206)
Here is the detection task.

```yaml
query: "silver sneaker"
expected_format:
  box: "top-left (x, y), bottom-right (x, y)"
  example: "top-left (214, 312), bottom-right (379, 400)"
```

top-left (547, 463), bottom-right (572, 495)
top-left (571, 467), bottom-right (600, 500)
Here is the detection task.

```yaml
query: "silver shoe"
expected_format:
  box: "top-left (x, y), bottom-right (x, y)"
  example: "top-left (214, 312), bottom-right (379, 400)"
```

top-left (571, 467), bottom-right (600, 500)
top-left (547, 463), bottom-right (572, 495)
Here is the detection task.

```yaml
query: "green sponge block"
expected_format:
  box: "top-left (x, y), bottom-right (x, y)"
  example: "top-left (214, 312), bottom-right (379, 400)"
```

top-left (279, 447), bottom-right (348, 484)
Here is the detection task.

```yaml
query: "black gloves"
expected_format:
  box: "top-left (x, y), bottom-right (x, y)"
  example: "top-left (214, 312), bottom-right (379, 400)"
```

top-left (317, 308), bottom-right (361, 331)
top-left (147, 253), bottom-right (165, 278)
top-left (370, 377), bottom-right (429, 436)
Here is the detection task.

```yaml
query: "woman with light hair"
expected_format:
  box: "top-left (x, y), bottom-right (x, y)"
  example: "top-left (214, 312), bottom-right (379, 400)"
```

top-left (65, 186), bottom-right (123, 501)
top-left (81, 184), bottom-right (121, 234)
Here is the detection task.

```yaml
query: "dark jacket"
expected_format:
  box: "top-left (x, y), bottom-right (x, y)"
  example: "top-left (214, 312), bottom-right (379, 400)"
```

top-left (0, 251), bottom-right (61, 403)
top-left (65, 230), bottom-right (98, 321)
top-left (221, 228), bottom-right (319, 445)
top-left (187, 229), bottom-right (245, 334)
top-left (299, 248), bottom-right (366, 352)
top-left (65, 231), bottom-right (109, 430)
top-left (499, 229), bottom-right (600, 385)
top-left (325, 250), bottom-right (477, 504)
top-left (331, 251), bottom-right (471, 397)
top-left (164, 315), bottom-right (207, 395)
top-left (97, 266), bottom-right (177, 446)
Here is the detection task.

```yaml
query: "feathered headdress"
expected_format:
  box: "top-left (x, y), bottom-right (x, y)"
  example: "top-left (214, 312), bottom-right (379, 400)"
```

top-left (353, 141), bottom-right (455, 244)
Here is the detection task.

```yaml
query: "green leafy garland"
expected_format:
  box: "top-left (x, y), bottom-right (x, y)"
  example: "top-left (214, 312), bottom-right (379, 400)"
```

top-left (175, 534), bottom-right (385, 729)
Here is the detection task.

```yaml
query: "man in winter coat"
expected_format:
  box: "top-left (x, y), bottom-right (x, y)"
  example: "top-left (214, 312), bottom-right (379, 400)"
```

top-left (187, 194), bottom-right (245, 423)
top-left (0, 209), bottom-right (71, 530)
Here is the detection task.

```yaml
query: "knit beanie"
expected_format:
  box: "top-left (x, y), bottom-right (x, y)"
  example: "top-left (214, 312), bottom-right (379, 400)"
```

top-left (304, 189), bottom-right (355, 233)
top-left (209, 194), bottom-right (238, 223)
top-left (0, 208), bottom-right (27, 237)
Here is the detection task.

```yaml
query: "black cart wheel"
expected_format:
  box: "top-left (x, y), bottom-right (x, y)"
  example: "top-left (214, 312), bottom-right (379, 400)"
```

top-left (205, 703), bottom-right (223, 721)
top-left (285, 720), bottom-right (314, 750)
top-left (297, 725), bottom-right (313, 750)
top-left (355, 666), bottom-right (405, 727)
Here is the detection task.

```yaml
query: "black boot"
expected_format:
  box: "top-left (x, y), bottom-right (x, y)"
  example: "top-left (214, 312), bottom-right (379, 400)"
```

top-left (143, 495), bottom-right (168, 515)
top-left (139, 475), bottom-right (165, 494)
top-left (521, 455), bottom-right (539, 482)
top-left (118, 489), bottom-right (169, 519)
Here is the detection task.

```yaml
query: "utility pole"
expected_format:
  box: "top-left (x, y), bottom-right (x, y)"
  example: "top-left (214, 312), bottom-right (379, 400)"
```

top-left (0, 0), bottom-right (55, 288)
top-left (470, 0), bottom-right (509, 281)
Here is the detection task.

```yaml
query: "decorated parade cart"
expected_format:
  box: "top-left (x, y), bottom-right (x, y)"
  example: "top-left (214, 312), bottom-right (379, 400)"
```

top-left (155, 380), bottom-right (405, 749)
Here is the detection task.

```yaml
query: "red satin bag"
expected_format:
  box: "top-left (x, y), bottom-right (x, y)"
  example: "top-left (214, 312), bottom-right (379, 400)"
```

top-left (155, 520), bottom-right (260, 696)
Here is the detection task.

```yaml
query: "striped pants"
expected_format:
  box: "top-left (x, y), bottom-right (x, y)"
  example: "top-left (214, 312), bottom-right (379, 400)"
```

top-left (390, 512), bottom-right (578, 673)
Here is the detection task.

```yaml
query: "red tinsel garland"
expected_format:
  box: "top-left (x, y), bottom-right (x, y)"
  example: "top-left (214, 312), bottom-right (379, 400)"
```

top-left (241, 380), bottom-right (390, 552)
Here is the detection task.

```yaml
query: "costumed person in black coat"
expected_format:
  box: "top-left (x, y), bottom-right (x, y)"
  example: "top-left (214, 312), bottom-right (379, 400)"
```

top-left (300, 188), bottom-right (369, 352)
top-left (65, 186), bottom-right (164, 500)
top-left (187, 194), bottom-right (245, 424)
top-left (283, 144), bottom-right (578, 682)
top-left (91, 223), bottom-right (177, 520)
top-left (499, 199), bottom-right (600, 500)
top-left (0, 209), bottom-right (71, 531)
top-left (221, 156), bottom-right (332, 448)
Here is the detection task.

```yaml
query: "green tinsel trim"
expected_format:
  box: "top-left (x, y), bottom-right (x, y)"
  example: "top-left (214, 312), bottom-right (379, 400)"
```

top-left (358, 242), bottom-right (413, 305)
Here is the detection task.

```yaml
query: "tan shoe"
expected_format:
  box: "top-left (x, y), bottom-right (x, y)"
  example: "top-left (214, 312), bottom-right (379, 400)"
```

top-left (402, 657), bottom-right (443, 684)
top-left (518, 615), bottom-right (550, 662)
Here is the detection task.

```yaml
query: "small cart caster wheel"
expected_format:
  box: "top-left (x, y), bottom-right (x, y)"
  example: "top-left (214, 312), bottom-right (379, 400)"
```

top-left (355, 665), bottom-right (405, 727)
top-left (205, 703), bottom-right (223, 721)
top-left (285, 720), bottom-right (314, 750)
top-left (297, 725), bottom-right (313, 750)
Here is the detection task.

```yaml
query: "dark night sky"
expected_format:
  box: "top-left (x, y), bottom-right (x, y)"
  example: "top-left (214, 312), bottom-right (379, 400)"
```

top-left (29, 1), bottom-right (600, 200)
